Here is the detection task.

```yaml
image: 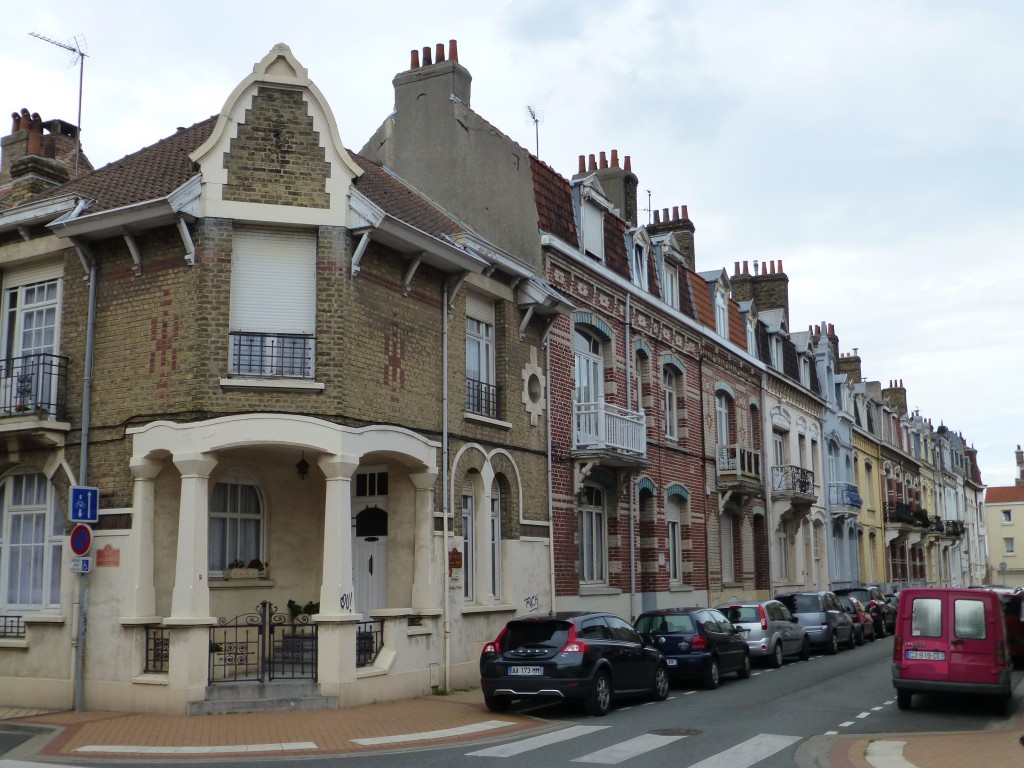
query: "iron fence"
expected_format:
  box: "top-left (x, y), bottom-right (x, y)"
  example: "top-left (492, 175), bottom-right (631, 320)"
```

top-left (356, 619), bottom-right (383, 668)
top-left (145, 626), bottom-right (170, 673)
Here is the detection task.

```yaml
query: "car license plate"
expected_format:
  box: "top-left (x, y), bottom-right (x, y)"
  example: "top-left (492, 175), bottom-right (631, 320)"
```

top-left (508, 666), bottom-right (543, 675)
top-left (906, 650), bottom-right (945, 661)
top-left (665, 658), bottom-right (678, 666)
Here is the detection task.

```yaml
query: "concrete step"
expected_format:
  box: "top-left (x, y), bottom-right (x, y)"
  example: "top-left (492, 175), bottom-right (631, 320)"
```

top-left (189, 680), bottom-right (338, 715)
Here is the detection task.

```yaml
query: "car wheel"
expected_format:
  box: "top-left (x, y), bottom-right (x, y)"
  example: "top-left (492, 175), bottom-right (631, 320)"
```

top-left (896, 689), bottom-right (912, 711)
top-left (855, 627), bottom-right (865, 646)
top-left (846, 629), bottom-right (857, 650)
top-left (799, 637), bottom-right (811, 661)
top-left (770, 642), bottom-right (784, 668)
top-left (737, 653), bottom-right (752, 680)
top-left (825, 632), bottom-right (838, 655)
top-left (875, 619), bottom-right (886, 639)
top-left (584, 670), bottom-right (612, 716)
top-left (483, 693), bottom-right (511, 712)
top-left (651, 664), bottom-right (670, 701)
top-left (702, 658), bottom-right (720, 689)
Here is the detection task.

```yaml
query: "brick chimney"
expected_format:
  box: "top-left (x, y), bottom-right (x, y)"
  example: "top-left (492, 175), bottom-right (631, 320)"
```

top-left (574, 149), bottom-right (638, 227)
top-left (1, 109), bottom-right (89, 207)
top-left (729, 259), bottom-right (790, 320)
top-left (882, 378), bottom-right (908, 417)
top-left (644, 203), bottom-right (696, 271)
top-left (837, 348), bottom-right (862, 383)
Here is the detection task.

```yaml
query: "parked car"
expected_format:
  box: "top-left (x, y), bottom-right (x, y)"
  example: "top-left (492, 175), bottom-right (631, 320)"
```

top-left (892, 587), bottom-right (1014, 713)
top-left (837, 594), bottom-right (876, 645)
top-left (835, 586), bottom-right (896, 637)
top-left (716, 600), bottom-right (810, 667)
top-left (634, 607), bottom-right (751, 689)
top-left (775, 591), bottom-right (855, 654)
top-left (479, 611), bottom-right (669, 716)
top-left (980, 586), bottom-right (1024, 669)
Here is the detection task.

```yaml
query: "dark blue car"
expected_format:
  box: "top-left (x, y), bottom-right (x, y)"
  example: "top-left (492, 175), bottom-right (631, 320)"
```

top-left (634, 607), bottom-right (751, 689)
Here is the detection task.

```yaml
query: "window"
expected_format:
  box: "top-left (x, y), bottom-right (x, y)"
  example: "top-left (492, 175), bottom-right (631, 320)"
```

top-left (1, 472), bottom-right (62, 609)
top-left (720, 513), bottom-right (735, 583)
top-left (776, 521), bottom-right (789, 581)
top-left (772, 431), bottom-right (786, 467)
top-left (746, 318), bottom-right (757, 356)
top-left (632, 350), bottom-right (647, 414)
top-left (715, 392), bottom-right (731, 447)
top-left (770, 336), bottom-right (783, 370)
top-left (662, 262), bottom-right (679, 309)
top-left (209, 473), bottom-right (264, 573)
top-left (462, 483), bottom-right (475, 600)
top-left (714, 287), bottom-right (728, 337)
top-left (574, 329), bottom-right (604, 446)
top-left (631, 243), bottom-right (647, 289)
top-left (2, 276), bottom-right (62, 414)
top-left (1003, 509), bottom-right (1012, 524)
top-left (663, 368), bottom-right (677, 439)
top-left (578, 485), bottom-right (606, 583)
top-left (490, 483), bottom-right (501, 599)
top-left (799, 356), bottom-right (810, 387)
top-left (465, 293), bottom-right (497, 418)
top-left (1005, 537), bottom-right (1015, 555)
top-left (954, 599), bottom-right (986, 640)
top-left (582, 201), bottom-right (604, 260)
top-left (666, 495), bottom-right (682, 583)
top-left (229, 227), bottom-right (316, 379)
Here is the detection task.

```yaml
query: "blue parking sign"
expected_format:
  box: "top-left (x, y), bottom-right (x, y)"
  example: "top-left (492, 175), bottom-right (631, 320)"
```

top-left (70, 486), bottom-right (99, 523)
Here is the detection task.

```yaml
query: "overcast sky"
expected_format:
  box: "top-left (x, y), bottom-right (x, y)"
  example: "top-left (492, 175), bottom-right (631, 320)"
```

top-left (4, 1), bottom-right (1022, 487)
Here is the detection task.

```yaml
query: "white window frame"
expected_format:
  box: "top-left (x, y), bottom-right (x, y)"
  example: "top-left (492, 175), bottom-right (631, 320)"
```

top-left (772, 431), bottom-right (786, 467)
top-left (715, 392), bottom-right (731, 447)
top-left (663, 368), bottom-right (677, 439)
top-left (1002, 509), bottom-right (1012, 524)
top-left (662, 262), bottom-right (679, 309)
top-left (465, 293), bottom-right (496, 418)
top-left (1005, 537), bottom-right (1015, 555)
top-left (0, 471), bottom-right (62, 611)
top-left (720, 513), bottom-right (735, 583)
top-left (631, 243), bottom-right (647, 289)
top-left (666, 495), bottom-right (682, 583)
top-left (714, 287), bottom-right (728, 337)
top-left (770, 336), bottom-right (783, 370)
top-left (490, 486), bottom-right (501, 599)
top-left (746, 318), bottom-right (757, 356)
top-left (462, 486), bottom-right (475, 601)
top-left (800, 355), bottom-right (810, 387)
top-left (209, 471), bottom-right (265, 575)
top-left (1, 273), bottom-right (62, 415)
top-left (776, 521), bottom-right (789, 581)
top-left (578, 485), bottom-right (606, 584)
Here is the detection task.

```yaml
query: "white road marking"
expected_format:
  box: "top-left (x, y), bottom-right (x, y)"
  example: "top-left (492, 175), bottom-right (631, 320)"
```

top-left (872, 706), bottom-right (885, 711)
top-left (866, 740), bottom-right (916, 768)
top-left (838, 721), bottom-right (855, 727)
top-left (856, 711), bottom-right (871, 718)
top-left (824, 730), bottom-right (839, 735)
top-left (467, 725), bottom-right (610, 757)
top-left (685, 734), bottom-right (802, 768)
top-left (571, 733), bottom-right (685, 764)
top-left (352, 720), bottom-right (515, 746)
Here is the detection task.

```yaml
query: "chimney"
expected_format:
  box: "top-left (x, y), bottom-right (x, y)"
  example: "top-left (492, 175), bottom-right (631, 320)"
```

top-left (1, 108), bottom-right (89, 204)
top-left (837, 347), bottom-right (863, 383)
top-left (882, 379), bottom-right (908, 417)
top-left (395, 39), bottom-right (471, 108)
top-left (1015, 444), bottom-right (1023, 486)
top-left (644, 200), bottom-right (695, 271)
top-left (589, 147), bottom-right (638, 226)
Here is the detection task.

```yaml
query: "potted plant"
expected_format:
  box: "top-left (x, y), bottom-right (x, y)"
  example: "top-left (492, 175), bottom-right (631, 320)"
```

top-left (225, 558), bottom-right (267, 579)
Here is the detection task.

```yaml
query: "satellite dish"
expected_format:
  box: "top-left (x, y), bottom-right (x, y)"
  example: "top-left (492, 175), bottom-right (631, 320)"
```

top-left (999, 562), bottom-right (1008, 572)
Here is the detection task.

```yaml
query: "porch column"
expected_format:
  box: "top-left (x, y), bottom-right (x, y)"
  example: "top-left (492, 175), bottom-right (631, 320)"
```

top-left (318, 455), bottom-right (359, 616)
top-left (167, 453), bottom-right (217, 624)
top-left (409, 470), bottom-right (438, 610)
top-left (121, 457), bottom-right (163, 623)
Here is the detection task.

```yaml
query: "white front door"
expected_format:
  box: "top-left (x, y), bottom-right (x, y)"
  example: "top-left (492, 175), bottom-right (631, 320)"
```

top-left (354, 534), bottom-right (387, 616)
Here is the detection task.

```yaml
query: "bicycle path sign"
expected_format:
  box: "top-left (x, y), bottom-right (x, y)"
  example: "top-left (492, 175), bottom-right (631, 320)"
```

top-left (70, 486), bottom-right (99, 523)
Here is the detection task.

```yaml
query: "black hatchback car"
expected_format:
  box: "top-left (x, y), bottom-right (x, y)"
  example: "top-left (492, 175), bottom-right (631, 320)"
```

top-left (634, 607), bottom-right (751, 689)
top-left (834, 586), bottom-right (896, 637)
top-left (479, 611), bottom-right (669, 716)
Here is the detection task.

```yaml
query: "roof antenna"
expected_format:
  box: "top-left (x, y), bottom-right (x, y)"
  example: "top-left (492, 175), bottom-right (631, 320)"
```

top-left (526, 106), bottom-right (543, 157)
top-left (644, 189), bottom-right (652, 225)
top-left (29, 31), bottom-right (88, 178)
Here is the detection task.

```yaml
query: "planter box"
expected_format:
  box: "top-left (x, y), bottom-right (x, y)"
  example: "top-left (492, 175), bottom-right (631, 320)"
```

top-left (225, 567), bottom-right (262, 580)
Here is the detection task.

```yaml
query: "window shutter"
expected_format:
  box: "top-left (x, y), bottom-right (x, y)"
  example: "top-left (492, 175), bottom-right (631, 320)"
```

top-left (465, 292), bottom-right (494, 324)
top-left (231, 227), bottom-right (316, 334)
top-left (582, 203), bottom-right (604, 259)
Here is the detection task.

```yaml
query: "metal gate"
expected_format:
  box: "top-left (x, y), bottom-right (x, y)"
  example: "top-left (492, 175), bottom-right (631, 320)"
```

top-left (209, 601), bottom-right (317, 684)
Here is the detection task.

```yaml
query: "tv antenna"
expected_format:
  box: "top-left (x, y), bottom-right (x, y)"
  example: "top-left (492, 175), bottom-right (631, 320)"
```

top-left (29, 31), bottom-right (87, 177)
top-left (526, 105), bottom-right (543, 157)
top-left (644, 189), bottom-right (652, 224)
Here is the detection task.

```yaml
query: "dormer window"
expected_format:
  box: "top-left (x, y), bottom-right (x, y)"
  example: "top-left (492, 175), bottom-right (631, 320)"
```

top-left (662, 262), bottom-right (679, 309)
top-left (714, 287), bottom-right (728, 337)
top-left (746, 318), bottom-right (757, 356)
top-left (631, 243), bottom-right (647, 289)
top-left (799, 355), bottom-right (810, 387)
top-left (582, 200), bottom-right (604, 261)
top-left (770, 336), bottom-right (783, 370)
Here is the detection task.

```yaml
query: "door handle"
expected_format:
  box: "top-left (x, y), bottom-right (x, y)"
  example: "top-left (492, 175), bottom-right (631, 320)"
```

top-left (369, 555), bottom-right (373, 575)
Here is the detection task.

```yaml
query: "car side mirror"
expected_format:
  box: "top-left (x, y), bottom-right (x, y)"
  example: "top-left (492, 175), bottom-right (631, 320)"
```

top-left (732, 625), bottom-right (743, 634)
top-left (790, 616), bottom-right (799, 623)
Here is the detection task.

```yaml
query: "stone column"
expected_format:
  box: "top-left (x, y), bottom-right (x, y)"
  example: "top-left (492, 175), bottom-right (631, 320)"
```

top-left (121, 457), bottom-right (163, 623)
top-left (317, 454), bottom-right (360, 616)
top-left (409, 470), bottom-right (438, 610)
top-left (167, 453), bottom-right (217, 624)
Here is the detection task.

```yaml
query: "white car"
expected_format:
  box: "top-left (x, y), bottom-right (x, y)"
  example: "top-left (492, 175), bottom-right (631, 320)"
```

top-left (717, 599), bottom-right (810, 667)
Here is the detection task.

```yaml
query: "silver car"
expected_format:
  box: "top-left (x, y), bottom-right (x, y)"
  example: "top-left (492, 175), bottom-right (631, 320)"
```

top-left (774, 591), bottom-right (856, 654)
top-left (717, 600), bottom-right (810, 667)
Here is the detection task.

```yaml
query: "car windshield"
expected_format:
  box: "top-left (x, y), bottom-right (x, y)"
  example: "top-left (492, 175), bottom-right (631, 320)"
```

top-left (502, 620), bottom-right (571, 649)
top-left (720, 605), bottom-right (759, 623)
top-left (636, 614), bottom-right (697, 634)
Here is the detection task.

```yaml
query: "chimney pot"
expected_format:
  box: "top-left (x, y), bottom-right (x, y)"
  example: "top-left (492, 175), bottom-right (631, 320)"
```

top-left (681, 204), bottom-right (688, 219)
top-left (410, 49), bottom-right (420, 69)
top-left (624, 155), bottom-right (631, 172)
top-left (770, 261), bottom-right (776, 274)
top-left (753, 259), bottom-right (759, 275)
top-left (734, 261), bottom-right (740, 276)
top-left (599, 151), bottom-right (607, 169)
top-left (19, 108), bottom-right (30, 131)
top-left (578, 155), bottom-right (586, 173)
top-left (449, 39), bottom-right (459, 62)
top-left (653, 210), bottom-right (661, 224)
top-left (778, 259), bottom-right (784, 273)
top-left (828, 323), bottom-right (834, 335)
top-left (435, 43), bottom-right (445, 63)
top-left (662, 207), bottom-right (669, 221)
top-left (672, 205), bottom-right (679, 220)
top-left (11, 112), bottom-right (20, 133)
top-left (422, 46), bottom-right (433, 66)
top-left (588, 153), bottom-right (596, 171)
top-left (743, 260), bottom-right (749, 275)
top-left (611, 149), bottom-right (619, 167)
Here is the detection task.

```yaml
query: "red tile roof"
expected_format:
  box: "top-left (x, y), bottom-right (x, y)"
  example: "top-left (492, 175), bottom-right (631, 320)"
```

top-left (986, 486), bottom-right (1024, 504)
top-left (530, 157), bottom-right (576, 245)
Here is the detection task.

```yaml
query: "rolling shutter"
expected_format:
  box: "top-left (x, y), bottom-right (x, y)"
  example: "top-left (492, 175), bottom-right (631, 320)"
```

top-left (230, 227), bottom-right (316, 334)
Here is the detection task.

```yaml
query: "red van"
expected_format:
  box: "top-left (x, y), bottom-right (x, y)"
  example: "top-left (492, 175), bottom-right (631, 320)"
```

top-left (892, 587), bottom-right (1013, 713)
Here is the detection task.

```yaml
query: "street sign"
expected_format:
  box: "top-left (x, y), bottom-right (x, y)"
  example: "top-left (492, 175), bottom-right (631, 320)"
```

top-left (70, 557), bottom-right (92, 574)
top-left (70, 486), bottom-right (99, 523)
top-left (69, 523), bottom-right (92, 557)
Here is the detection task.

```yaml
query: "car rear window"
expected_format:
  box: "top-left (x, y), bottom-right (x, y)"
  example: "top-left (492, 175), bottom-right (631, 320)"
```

top-left (911, 597), bottom-right (943, 637)
top-left (636, 614), bottom-right (697, 634)
top-left (781, 594), bottom-right (821, 613)
top-left (954, 599), bottom-right (986, 640)
top-left (845, 590), bottom-right (870, 603)
top-left (721, 606), bottom-right (759, 623)
top-left (503, 620), bottom-right (571, 649)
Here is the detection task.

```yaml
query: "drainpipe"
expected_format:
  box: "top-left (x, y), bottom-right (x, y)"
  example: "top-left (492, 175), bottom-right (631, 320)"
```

top-left (442, 284), bottom-right (451, 692)
top-left (546, 334), bottom-right (556, 614)
top-left (624, 294), bottom-right (636, 619)
top-left (762, 371), bottom-right (773, 599)
top-left (73, 254), bottom-right (97, 712)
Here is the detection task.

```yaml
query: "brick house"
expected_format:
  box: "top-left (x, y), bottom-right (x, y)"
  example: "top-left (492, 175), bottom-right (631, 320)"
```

top-left (0, 44), bottom-right (567, 714)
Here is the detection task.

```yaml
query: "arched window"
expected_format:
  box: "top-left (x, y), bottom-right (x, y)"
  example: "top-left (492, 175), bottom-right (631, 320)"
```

top-left (663, 368), bottom-right (677, 439)
top-left (666, 494), bottom-right (683, 583)
top-left (715, 391), bottom-right (732, 447)
top-left (490, 479), bottom-right (502, 600)
top-left (461, 477), bottom-right (475, 601)
top-left (209, 472), bottom-right (264, 573)
top-left (1, 471), bottom-right (62, 609)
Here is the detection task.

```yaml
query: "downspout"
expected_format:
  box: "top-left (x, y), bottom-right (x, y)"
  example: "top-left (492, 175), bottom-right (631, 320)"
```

top-left (546, 330), bottom-right (556, 614)
top-left (442, 284), bottom-right (451, 692)
top-left (762, 370), bottom-right (773, 599)
top-left (624, 294), bottom-right (636, 619)
top-left (73, 253), bottom-right (97, 713)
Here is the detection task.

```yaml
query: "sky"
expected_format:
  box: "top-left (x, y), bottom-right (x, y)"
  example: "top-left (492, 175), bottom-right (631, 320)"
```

top-left (4, 0), bottom-right (1022, 487)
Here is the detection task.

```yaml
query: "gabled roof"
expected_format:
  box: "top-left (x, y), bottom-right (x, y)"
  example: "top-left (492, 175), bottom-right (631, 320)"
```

top-left (986, 486), bottom-right (1024, 504)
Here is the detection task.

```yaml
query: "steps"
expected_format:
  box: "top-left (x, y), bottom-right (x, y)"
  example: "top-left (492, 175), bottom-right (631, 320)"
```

top-left (188, 680), bottom-right (338, 715)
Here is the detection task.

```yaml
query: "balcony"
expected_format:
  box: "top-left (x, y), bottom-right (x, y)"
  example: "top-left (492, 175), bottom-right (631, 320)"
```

top-left (229, 332), bottom-right (314, 379)
top-left (884, 502), bottom-right (928, 528)
top-left (573, 398), bottom-right (646, 464)
top-left (828, 482), bottom-right (863, 517)
top-left (466, 378), bottom-right (500, 420)
top-left (1, 353), bottom-right (69, 421)
top-left (771, 465), bottom-right (816, 505)
top-left (716, 444), bottom-right (762, 497)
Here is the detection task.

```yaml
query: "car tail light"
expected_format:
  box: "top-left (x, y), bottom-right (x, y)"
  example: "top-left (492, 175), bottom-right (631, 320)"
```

top-left (758, 605), bottom-right (768, 631)
top-left (560, 622), bottom-right (588, 654)
top-left (481, 626), bottom-right (508, 656)
top-left (996, 640), bottom-right (1007, 667)
top-left (690, 633), bottom-right (707, 651)
top-left (892, 636), bottom-right (902, 663)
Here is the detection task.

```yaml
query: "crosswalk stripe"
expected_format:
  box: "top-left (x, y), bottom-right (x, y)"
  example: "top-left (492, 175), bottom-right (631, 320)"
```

top-left (866, 740), bottom-right (914, 768)
top-left (685, 734), bottom-right (802, 768)
top-left (570, 733), bottom-right (685, 764)
top-left (467, 725), bottom-right (610, 757)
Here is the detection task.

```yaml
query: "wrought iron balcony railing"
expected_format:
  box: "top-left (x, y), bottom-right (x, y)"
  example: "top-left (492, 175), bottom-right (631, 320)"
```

top-left (466, 377), bottom-right (500, 419)
top-left (772, 465), bottom-right (815, 496)
top-left (884, 502), bottom-right (929, 527)
top-left (574, 398), bottom-right (646, 456)
top-left (229, 332), bottom-right (314, 379)
top-left (1, 352), bottom-right (68, 419)
top-left (717, 444), bottom-right (762, 483)
top-left (828, 482), bottom-right (863, 510)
